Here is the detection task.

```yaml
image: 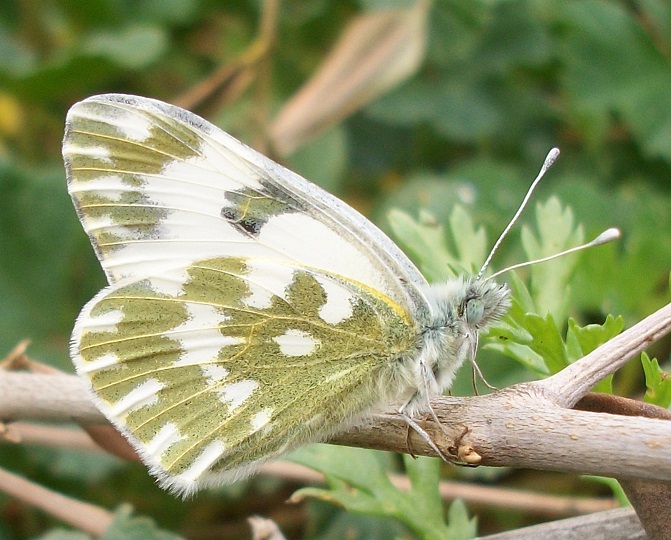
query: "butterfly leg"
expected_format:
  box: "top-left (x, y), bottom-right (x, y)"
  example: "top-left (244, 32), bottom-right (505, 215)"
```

top-left (469, 357), bottom-right (496, 391)
top-left (398, 408), bottom-right (449, 462)
top-left (398, 360), bottom-right (452, 462)
top-left (468, 335), bottom-right (496, 391)
top-left (417, 360), bottom-right (451, 434)
top-left (404, 412), bottom-right (432, 458)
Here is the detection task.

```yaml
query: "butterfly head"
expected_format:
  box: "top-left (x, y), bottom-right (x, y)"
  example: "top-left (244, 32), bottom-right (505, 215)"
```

top-left (423, 276), bottom-right (510, 335)
top-left (460, 276), bottom-right (511, 331)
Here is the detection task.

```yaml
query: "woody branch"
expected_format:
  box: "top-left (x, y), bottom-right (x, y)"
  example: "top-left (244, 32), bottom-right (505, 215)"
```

top-left (1, 302), bottom-right (670, 480)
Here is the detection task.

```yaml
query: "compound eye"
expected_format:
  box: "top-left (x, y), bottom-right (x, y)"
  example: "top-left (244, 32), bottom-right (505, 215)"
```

top-left (465, 298), bottom-right (484, 325)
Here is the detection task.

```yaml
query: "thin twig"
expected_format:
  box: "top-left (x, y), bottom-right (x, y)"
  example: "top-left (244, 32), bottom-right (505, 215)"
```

top-left (0, 466), bottom-right (113, 535)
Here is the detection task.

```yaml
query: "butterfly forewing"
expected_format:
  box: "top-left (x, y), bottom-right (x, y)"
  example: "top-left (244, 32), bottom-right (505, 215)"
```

top-left (63, 95), bottom-right (427, 312)
top-left (74, 256), bottom-right (416, 495)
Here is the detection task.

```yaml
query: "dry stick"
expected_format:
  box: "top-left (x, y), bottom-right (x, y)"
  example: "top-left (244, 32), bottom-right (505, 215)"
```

top-left (1, 370), bottom-right (669, 480)
top-left (1, 302), bottom-right (671, 538)
top-left (173, 0), bottom-right (279, 112)
top-left (0, 466), bottom-right (113, 535)
top-left (477, 507), bottom-right (644, 540)
top-left (1, 303), bottom-right (671, 479)
top-left (0, 370), bottom-right (101, 423)
top-left (3, 422), bottom-right (615, 517)
top-left (539, 301), bottom-right (671, 406)
top-left (333, 390), bottom-right (671, 479)
top-left (6, 421), bottom-right (102, 452)
top-left (533, 302), bottom-right (671, 539)
top-left (247, 515), bottom-right (287, 540)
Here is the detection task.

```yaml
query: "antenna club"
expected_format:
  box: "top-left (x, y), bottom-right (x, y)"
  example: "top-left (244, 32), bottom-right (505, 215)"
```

top-left (477, 148), bottom-right (562, 279)
top-left (593, 227), bottom-right (621, 245)
top-left (487, 226), bottom-right (622, 280)
top-left (546, 147), bottom-right (560, 166)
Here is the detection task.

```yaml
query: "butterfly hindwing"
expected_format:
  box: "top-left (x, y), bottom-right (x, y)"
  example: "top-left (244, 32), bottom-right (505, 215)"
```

top-left (73, 255), bottom-right (417, 495)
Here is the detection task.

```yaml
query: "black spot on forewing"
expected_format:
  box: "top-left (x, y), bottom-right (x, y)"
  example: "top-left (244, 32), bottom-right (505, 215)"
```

top-left (220, 178), bottom-right (306, 237)
top-left (221, 207), bottom-right (262, 235)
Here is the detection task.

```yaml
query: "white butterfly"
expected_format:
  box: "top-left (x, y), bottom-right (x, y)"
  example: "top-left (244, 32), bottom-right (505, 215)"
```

top-left (63, 94), bottom-right (569, 497)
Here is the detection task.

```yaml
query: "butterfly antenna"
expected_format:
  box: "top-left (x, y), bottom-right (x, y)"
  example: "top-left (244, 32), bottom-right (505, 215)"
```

top-left (477, 148), bottom-right (560, 280)
top-left (488, 227), bottom-right (621, 280)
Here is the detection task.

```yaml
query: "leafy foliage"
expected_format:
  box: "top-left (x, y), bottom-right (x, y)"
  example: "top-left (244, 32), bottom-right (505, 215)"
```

top-left (290, 446), bottom-right (476, 540)
top-left (642, 353), bottom-right (671, 408)
top-left (1, 0), bottom-right (670, 538)
top-left (101, 506), bottom-right (184, 540)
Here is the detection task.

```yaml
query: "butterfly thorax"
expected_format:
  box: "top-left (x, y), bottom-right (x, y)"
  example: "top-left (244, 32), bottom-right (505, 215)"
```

top-left (400, 277), bottom-right (510, 416)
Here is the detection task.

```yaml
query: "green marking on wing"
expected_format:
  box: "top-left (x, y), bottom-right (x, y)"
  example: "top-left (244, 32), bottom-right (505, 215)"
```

top-left (75, 256), bottom-right (417, 479)
top-left (221, 182), bottom-right (306, 236)
top-left (76, 191), bottom-right (171, 255)
top-left (66, 101), bottom-right (203, 181)
top-left (65, 100), bottom-right (208, 256)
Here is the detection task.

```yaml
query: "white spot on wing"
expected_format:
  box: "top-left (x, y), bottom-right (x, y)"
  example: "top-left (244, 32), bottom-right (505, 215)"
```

top-left (217, 380), bottom-right (258, 411)
top-left (149, 269), bottom-right (190, 297)
top-left (175, 440), bottom-right (226, 483)
top-left (314, 275), bottom-right (354, 324)
top-left (258, 213), bottom-right (390, 295)
top-left (80, 352), bottom-right (120, 373)
top-left (110, 378), bottom-right (164, 417)
top-left (63, 144), bottom-right (112, 163)
top-left (68, 173), bottom-right (128, 196)
top-left (117, 110), bottom-right (153, 142)
top-left (325, 365), bottom-right (357, 383)
top-left (87, 308), bottom-right (125, 332)
top-left (201, 364), bottom-right (229, 384)
top-left (171, 303), bottom-right (243, 367)
top-left (274, 329), bottom-right (319, 357)
top-left (163, 151), bottom-right (262, 193)
top-left (146, 423), bottom-right (183, 458)
top-left (250, 408), bottom-right (273, 433)
top-left (243, 259), bottom-right (295, 309)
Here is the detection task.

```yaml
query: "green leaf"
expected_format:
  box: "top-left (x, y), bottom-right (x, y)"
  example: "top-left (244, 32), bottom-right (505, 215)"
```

top-left (490, 305), bottom-right (624, 385)
top-left (562, 0), bottom-right (671, 159)
top-left (486, 296), bottom-right (547, 375)
top-left (565, 315), bottom-right (623, 393)
top-left (102, 505), bottom-right (184, 540)
top-left (485, 196), bottom-right (625, 384)
top-left (583, 476), bottom-right (630, 507)
top-left (82, 25), bottom-right (168, 69)
top-left (444, 499), bottom-right (478, 540)
top-left (565, 316), bottom-right (624, 357)
top-left (641, 353), bottom-right (671, 408)
top-left (448, 205), bottom-right (488, 274)
top-left (522, 197), bottom-right (584, 322)
top-left (289, 445), bottom-right (471, 540)
top-left (388, 206), bottom-right (486, 283)
top-left (519, 312), bottom-right (568, 374)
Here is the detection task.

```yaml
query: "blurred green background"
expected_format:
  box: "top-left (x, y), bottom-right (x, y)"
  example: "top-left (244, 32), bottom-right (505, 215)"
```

top-left (1, 0), bottom-right (670, 538)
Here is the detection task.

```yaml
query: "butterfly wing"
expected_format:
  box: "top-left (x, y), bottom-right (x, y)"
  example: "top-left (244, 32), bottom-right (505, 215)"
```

top-left (64, 94), bottom-right (429, 495)
top-left (74, 257), bottom-right (417, 496)
top-left (63, 94), bottom-right (428, 312)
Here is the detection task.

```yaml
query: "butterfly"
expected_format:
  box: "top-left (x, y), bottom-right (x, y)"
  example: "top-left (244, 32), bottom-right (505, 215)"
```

top-left (63, 94), bottom-right (516, 497)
